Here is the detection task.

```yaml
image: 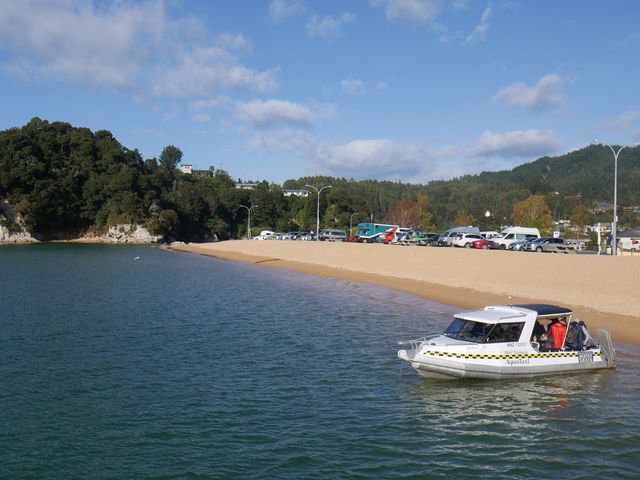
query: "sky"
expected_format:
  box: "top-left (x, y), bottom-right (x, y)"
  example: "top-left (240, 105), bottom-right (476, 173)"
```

top-left (0, 0), bottom-right (639, 184)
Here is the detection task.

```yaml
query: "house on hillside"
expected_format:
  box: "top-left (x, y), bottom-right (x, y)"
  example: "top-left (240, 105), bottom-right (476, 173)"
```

top-left (235, 182), bottom-right (259, 190)
top-left (591, 202), bottom-right (614, 213)
top-left (179, 165), bottom-right (214, 177)
top-left (283, 189), bottom-right (310, 197)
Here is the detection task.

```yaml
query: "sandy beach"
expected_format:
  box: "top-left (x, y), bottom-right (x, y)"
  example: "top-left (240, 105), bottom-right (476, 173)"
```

top-left (171, 241), bottom-right (640, 345)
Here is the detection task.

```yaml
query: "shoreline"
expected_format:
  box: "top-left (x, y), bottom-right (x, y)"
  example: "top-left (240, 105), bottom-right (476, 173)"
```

top-left (170, 241), bottom-right (640, 346)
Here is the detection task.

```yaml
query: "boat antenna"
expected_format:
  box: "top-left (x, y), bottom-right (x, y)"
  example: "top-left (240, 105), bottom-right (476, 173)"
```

top-left (508, 295), bottom-right (512, 306)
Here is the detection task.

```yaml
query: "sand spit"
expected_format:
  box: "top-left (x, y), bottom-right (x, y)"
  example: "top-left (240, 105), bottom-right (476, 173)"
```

top-left (171, 240), bottom-right (640, 345)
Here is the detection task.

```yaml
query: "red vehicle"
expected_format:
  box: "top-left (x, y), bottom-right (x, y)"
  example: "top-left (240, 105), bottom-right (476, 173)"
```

top-left (472, 239), bottom-right (490, 249)
top-left (383, 227), bottom-right (398, 244)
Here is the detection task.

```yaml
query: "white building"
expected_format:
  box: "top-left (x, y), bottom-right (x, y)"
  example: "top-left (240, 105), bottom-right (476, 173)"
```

top-left (283, 189), bottom-right (310, 197)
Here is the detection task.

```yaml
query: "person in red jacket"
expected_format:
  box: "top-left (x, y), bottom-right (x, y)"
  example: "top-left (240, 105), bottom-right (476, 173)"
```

top-left (549, 318), bottom-right (567, 350)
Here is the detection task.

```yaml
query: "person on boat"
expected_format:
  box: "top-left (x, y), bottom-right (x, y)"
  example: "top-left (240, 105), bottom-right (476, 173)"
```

top-left (538, 332), bottom-right (554, 351)
top-left (532, 319), bottom-right (545, 340)
top-left (565, 321), bottom-right (586, 350)
top-left (488, 325), bottom-right (504, 342)
top-left (549, 318), bottom-right (567, 350)
top-left (579, 320), bottom-right (597, 348)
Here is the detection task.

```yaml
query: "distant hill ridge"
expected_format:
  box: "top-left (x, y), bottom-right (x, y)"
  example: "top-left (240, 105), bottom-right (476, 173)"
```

top-left (1, 118), bottom-right (638, 241)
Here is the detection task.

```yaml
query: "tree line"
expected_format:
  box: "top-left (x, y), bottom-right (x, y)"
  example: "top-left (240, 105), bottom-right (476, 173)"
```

top-left (0, 118), bottom-right (638, 241)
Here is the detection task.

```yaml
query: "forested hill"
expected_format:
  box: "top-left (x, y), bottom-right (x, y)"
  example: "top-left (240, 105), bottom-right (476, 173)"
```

top-left (284, 145), bottom-right (640, 227)
top-left (1, 118), bottom-right (639, 242)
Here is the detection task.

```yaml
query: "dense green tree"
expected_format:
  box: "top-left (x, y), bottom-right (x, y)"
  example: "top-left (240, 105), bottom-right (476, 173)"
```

top-left (159, 145), bottom-right (183, 171)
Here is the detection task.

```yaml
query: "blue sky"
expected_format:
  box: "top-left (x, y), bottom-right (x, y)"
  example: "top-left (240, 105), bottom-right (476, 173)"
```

top-left (0, 0), bottom-right (639, 184)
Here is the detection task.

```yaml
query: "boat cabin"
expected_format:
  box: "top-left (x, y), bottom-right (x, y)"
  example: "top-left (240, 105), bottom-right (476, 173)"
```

top-left (442, 304), bottom-right (574, 347)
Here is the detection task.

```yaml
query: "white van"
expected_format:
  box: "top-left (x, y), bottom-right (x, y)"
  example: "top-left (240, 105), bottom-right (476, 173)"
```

top-left (489, 226), bottom-right (540, 250)
top-left (254, 230), bottom-right (275, 240)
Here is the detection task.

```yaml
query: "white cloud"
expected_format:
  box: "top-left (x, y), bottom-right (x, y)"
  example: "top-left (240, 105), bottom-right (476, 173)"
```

top-left (599, 111), bottom-right (640, 130)
top-left (0, 1), bottom-right (278, 101)
top-left (216, 33), bottom-right (251, 51)
top-left (152, 47), bottom-right (278, 98)
top-left (494, 74), bottom-right (564, 114)
top-left (464, 6), bottom-right (491, 45)
top-left (372, 0), bottom-right (439, 23)
top-left (0, 0), bottom-right (166, 91)
top-left (598, 111), bottom-right (640, 142)
top-left (306, 13), bottom-right (355, 39)
top-left (236, 99), bottom-right (315, 128)
top-left (249, 127), bottom-right (567, 181)
top-left (192, 114), bottom-right (211, 123)
top-left (269, 0), bottom-right (306, 21)
top-left (250, 129), bottom-right (439, 180)
top-left (341, 78), bottom-right (367, 94)
top-left (469, 129), bottom-right (563, 158)
top-left (340, 77), bottom-right (389, 94)
top-left (188, 96), bottom-right (232, 111)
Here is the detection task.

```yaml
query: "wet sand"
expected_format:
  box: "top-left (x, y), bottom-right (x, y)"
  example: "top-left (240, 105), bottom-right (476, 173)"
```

top-left (170, 240), bottom-right (640, 345)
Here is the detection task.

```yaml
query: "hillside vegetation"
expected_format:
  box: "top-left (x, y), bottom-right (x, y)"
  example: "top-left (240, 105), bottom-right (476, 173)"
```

top-left (1, 118), bottom-right (638, 241)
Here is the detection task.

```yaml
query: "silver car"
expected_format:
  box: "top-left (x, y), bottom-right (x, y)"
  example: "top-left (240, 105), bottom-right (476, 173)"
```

top-left (530, 237), bottom-right (576, 253)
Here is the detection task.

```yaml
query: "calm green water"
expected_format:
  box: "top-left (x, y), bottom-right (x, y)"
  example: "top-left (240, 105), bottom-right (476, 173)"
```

top-left (1, 244), bottom-right (639, 479)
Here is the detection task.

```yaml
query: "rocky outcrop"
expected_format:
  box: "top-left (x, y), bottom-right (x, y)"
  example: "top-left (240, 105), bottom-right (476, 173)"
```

top-left (1, 199), bottom-right (162, 244)
top-left (0, 224), bottom-right (38, 243)
top-left (0, 200), bottom-right (38, 243)
top-left (101, 224), bottom-right (162, 244)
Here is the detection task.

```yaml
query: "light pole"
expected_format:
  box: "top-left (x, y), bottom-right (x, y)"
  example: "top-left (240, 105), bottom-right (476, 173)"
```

top-left (349, 212), bottom-right (361, 237)
top-left (240, 204), bottom-right (259, 240)
top-left (305, 184), bottom-right (332, 240)
top-left (594, 140), bottom-right (633, 256)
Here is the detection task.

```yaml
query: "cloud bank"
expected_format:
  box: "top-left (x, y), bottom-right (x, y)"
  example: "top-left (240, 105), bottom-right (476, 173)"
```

top-left (494, 74), bottom-right (564, 114)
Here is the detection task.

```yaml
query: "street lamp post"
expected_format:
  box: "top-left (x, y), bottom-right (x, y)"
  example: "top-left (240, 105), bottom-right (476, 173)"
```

top-left (240, 204), bottom-right (259, 240)
top-left (594, 140), bottom-right (632, 256)
top-left (305, 184), bottom-right (332, 240)
top-left (349, 212), bottom-right (361, 237)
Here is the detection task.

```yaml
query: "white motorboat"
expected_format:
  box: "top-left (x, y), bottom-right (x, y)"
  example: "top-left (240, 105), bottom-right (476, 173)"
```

top-left (397, 304), bottom-right (616, 379)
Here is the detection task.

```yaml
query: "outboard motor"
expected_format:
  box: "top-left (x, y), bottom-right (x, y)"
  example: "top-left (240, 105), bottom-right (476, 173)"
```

top-left (596, 329), bottom-right (616, 368)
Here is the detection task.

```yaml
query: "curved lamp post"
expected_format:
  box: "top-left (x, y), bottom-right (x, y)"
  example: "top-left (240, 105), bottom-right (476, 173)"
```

top-left (305, 184), bottom-right (332, 240)
top-left (240, 204), bottom-right (259, 240)
top-left (593, 140), bottom-right (635, 256)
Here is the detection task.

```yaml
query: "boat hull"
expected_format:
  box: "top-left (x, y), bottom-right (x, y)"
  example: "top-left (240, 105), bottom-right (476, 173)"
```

top-left (398, 348), bottom-right (614, 380)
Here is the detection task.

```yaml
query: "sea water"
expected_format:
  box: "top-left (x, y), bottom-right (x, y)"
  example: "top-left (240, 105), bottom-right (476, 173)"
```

top-left (1, 244), bottom-right (639, 479)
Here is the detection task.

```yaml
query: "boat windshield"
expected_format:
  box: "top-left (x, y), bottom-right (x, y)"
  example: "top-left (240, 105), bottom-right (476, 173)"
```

top-left (443, 317), bottom-right (493, 343)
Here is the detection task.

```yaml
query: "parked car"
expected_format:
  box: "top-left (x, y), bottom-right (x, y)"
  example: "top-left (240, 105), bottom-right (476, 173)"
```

top-left (529, 237), bottom-right (576, 253)
top-left (437, 226), bottom-right (481, 247)
top-left (452, 233), bottom-right (486, 248)
top-left (384, 227), bottom-right (412, 244)
top-left (319, 229), bottom-right (347, 241)
top-left (489, 227), bottom-right (541, 250)
top-left (254, 230), bottom-right (276, 240)
top-left (471, 239), bottom-right (490, 249)
top-left (508, 239), bottom-right (532, 251)
top-left (409, 232), bottom-right (439, 246)
top-left (522, 237), bottom-right (550, 251)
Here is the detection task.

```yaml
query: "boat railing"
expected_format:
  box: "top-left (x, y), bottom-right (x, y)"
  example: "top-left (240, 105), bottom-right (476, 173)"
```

top-left (397, 334), bottom-right (439, 350)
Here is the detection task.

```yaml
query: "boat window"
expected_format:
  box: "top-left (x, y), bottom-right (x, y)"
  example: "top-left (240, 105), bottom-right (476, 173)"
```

top-left (443, 318), bottom-right (494, 343)
top-left (485, 322), bottom-right (525, 343)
